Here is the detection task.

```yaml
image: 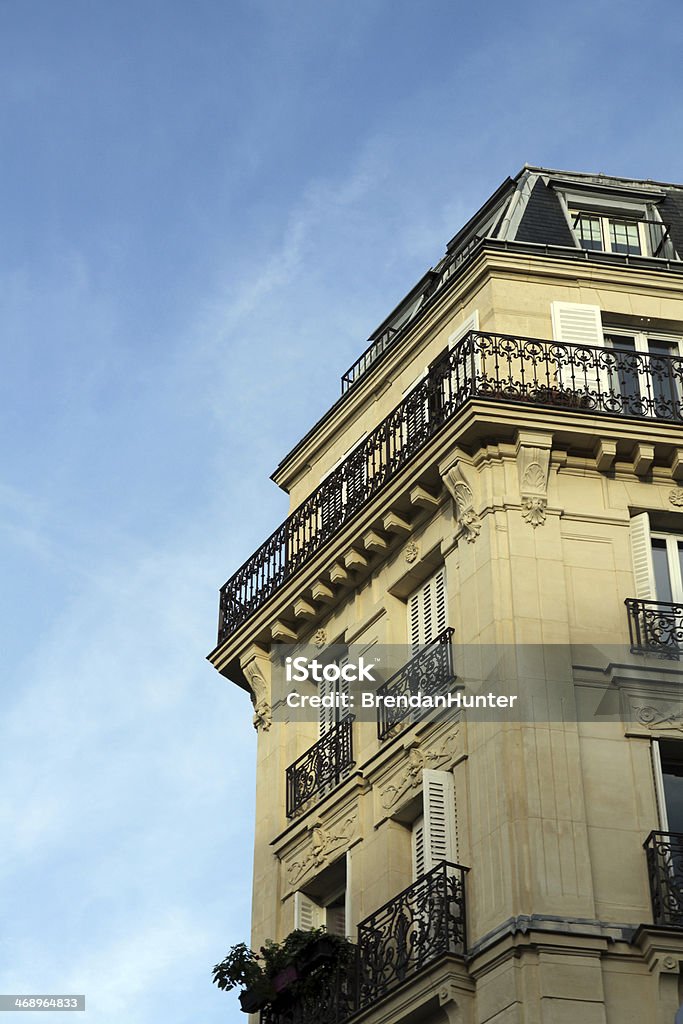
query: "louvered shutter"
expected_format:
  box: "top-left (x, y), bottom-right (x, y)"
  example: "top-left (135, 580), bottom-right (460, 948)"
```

top-left (550, 301), bottom-right (605, 397)
top-left (448, 310), bottom-right (480, 395)
top-left (318, 670), bottom-right (334, 737)
top-left (448, 309), bottom-right (479, 348)
top-left (412, 815), bottom-right (426, 879)
top-left (320, 655), bottom-right (351, 740)
top-left (325, 903), bottom-right (346, 937)
top-left (407, 568), bottom-right (447, 654)
top-left (630, 512), bottom-right (656, 600)
top-left (422, 769), bottom-right (457, 870)
top-left (294, 891), bottom-right (324, 930)
top-left (412, 770), bottom-right (457, 879)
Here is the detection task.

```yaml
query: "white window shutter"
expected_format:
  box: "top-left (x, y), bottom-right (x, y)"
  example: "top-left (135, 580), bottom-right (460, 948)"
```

top-left (551, 301), bottom-right (604, 397)
top-left (407, 568), bottom-right (448, 653)
top-left (294, 891), bottom-right (324, 931)
top-left (318, 672), bottom-right (333, 737)
top-left (325, 904), bottom-right (346, 937)
top-left (422, 769), bottom-right (457, 871)
top-left (550, 302), bottom-right (604, 346)
top-left (448, 309), bottom-right (479, 347)
top-left (630, 512), bottom-right (656, 600)
top-left (411, 815), bottom-right (425, 879)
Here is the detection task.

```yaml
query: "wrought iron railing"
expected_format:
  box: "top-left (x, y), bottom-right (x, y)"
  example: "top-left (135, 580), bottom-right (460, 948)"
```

top-left (356, 861), bottom-right (467, 1008)
top-left (286, 716), bottom-right (355, 818)
top-left (376, 628), bottom-right (455, 740)
top-left (218, 332), bottom-right (683, 642)
top-left (341, 327), bottom-right (399, 393)
top-left (625, 599), bottom-right (683, 657)
top-left (260, 957), bottom-right (356, 1024)
top-left (644, 831), bottom-right (683, 927)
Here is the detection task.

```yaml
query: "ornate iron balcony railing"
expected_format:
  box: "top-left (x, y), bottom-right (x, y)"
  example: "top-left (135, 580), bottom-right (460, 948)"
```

top-left (286, 716), bottom-right (355, 818)
top-left (356, 861), bottom-right (467, 1008)
top-left (625, 598), bottom-right (683, 657)
top-left (260, 957), bottom-right (357, 1024)
top-left (644, 830), bottom-right (683, 927)
top-left (377, 628), bottom-right (455, 740)
top-left (341, 326), bottom-right (399, 393)
top-left (218, 332), bottom-right (683, 643)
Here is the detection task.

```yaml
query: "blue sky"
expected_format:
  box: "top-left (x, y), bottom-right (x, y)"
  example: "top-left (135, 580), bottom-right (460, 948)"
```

top-left (2, 1), bottom-right (683, 1021)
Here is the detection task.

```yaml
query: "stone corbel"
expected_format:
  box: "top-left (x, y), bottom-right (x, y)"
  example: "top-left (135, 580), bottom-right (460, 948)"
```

top-left (240, 645), bottom-right (272, 732)
top-left (516, 430), bottom-right (552, 528)
top-left (442, 461), bottom-right (481, 543)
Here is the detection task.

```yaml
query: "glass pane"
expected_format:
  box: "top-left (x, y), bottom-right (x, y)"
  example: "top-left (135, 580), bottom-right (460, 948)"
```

top-left (663, 764), bottom-right (683, 834)
top-left (662, 742), bottom-right (683, 833)
top-left (609, 219), bottom-right (641, 255)
top-left (575, 213), bottom-right (603, 250)
top-left (653, 538), bottom-right (673, 603)
top-left (647, 339), bottom-right (678, 415)
top-left (604, 334), bottom-right (640, 411)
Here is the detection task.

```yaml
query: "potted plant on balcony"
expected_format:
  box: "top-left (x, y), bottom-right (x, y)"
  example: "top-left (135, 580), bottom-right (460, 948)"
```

top-left (212, 928), bottom-right (356, 1014)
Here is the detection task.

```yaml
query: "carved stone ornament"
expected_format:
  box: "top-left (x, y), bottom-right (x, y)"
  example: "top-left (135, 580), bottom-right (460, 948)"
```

top-left (404, 541), bottom-right (419, 563)
top-left (669, 488), bottom-right (683, 507)
top-left (633, 704), bottom-right (683, 733)
top-left (516, 440), bottom-right (551, 529)
top-left (380, 733), bottom-right (459, 809)
top-left (442, 463), bottom-right (481, 543)
top-left (243, 660), bottom-right (272, 732)
top-left (521, 495), bottom-right (547, 528)
top-left (286, 815), bottom-right (357, 886)
top-left (313, 628), bottom-right (327, 648)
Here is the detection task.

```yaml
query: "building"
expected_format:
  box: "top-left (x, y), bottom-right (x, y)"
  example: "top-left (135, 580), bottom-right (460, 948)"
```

top-left (208, 166), bottom-right (683, 1024)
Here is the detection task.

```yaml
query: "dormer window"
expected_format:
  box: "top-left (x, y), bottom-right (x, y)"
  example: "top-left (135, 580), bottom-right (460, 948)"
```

top-left (549, 177), bottom-right (676, 259)
top-left (572, 210), bottom-right (643, 254)
top-left (570, 208), bottom-right (665, 256)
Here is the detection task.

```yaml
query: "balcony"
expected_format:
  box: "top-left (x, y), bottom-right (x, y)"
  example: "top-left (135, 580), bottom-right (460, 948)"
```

top-left (377, 628), bottom-right (455, 740)
top-left (626, 599), bottom-right (683, 657)
top-left (356, 861), bottom-right (468, 1009)
top-left (218, 332), bottom-right (683, 644)
top-left (260, 957), bottom-right (356, 1024)
top-left (645, 831), bottom-right (683, 927)
top-left (259, 862), bottom-right (468, 1024)
top-left (286, 716), bottom-right (355, 818)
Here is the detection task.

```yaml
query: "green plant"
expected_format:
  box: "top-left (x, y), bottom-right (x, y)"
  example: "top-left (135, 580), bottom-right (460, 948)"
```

top-left (212, 928), bottom-right (355, 1008)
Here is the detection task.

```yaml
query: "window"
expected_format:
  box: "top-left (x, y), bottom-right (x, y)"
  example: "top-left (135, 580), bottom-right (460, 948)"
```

top-left (569, 207), bottom-right (673, 258)
top-left (407, 568), bottom-right (448, 656)
top-left (630, 514), bottom-right (683, 604)
top-left (294, 855), bottom-right (349, 936)
top-left (603, 330), bottom-right (682, 418)
top-left (550, 302), bottom-right (682, 416)
top-left (653, 741), bottom-right (683, 834)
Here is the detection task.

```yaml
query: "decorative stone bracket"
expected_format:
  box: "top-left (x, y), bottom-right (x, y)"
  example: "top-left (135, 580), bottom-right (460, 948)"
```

top-left (240, 645), bottom-right (272, 732)
top-left (442, 461), bottom-right (481, 543)
top-left (516, 430), bottom-right (552, 528)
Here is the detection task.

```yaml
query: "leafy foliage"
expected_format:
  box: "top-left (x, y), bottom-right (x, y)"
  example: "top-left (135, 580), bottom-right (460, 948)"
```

top-left (212, 928), bottom-right (355, 1007)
